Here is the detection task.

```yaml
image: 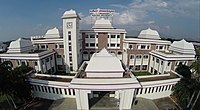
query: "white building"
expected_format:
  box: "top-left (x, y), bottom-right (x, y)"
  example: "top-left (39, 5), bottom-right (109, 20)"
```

top-left (0, 9), bottom-right (197, 110)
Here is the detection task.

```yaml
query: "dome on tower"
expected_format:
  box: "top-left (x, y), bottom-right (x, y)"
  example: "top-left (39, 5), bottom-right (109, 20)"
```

top-left (45, 27), bottom-right (62, 38)
top-left (61, 9), bottom-right (80, 19)
top-left (138, 28), bottom-right (161, 40)
top-left (92, 18), bottom-right (114, 29)
top-left (7, 38), bottom-right (34, 53)
top-left (169, 39), bottom-right (195, 55)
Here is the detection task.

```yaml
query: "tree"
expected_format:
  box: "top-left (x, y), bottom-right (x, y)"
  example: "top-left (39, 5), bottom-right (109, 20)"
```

top-left (191, 49), bottom-right (200, 81)
top-left (173, 63), bottom-right (200, 109)
top-left (176, 64), bottom-right (191, 78)
top-left (0, 61), bottom-right (33, 109)
top-left (172, 78), bottom-right (199, 106)
top-left (0, 61), bottom-right (17, 109)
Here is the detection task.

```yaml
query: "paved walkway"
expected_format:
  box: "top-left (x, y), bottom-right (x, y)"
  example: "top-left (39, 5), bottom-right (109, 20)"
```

top-left (49, 98), bottom-right (77, 110)
top-left (153, 97), bottom-right (180, 110)
top-left (132, 97), bottom-right (159, 110)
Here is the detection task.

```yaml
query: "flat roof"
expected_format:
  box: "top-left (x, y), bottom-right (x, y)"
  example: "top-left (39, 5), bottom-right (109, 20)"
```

top-left (138, 72), bottom-right (179, 82)
top-left (32, 76), bottom-right (72, 82)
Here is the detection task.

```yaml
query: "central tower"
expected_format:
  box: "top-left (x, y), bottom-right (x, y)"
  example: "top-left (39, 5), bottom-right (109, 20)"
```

top-left (62, 9), bottom-right (81, 72)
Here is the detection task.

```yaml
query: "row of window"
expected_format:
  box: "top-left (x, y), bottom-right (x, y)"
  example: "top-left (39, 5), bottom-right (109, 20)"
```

top-left (85, 43), bottom-right (120, 48)
top-left (129, 44), bottom-right (150, 50)
top-left (152, 57), bottom-right (170, 66)
top-left (85, 34), bottom-right (120, 39)
top-left (83, 51), bottom-right (122, 55)
top-left (135, 84), bottom-right (174, 95)
top-left (39, 44), bottom-right (64, 49)
top-left (130, 54), bottom-right (149, 59)
top-left (31, 85), bottom-right (75, 96)
top-left (129, 65), bottom-right (147, 70)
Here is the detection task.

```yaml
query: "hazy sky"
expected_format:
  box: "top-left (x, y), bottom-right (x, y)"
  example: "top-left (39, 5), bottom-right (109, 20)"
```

top-left (0, 0), bottom-right (199, 41)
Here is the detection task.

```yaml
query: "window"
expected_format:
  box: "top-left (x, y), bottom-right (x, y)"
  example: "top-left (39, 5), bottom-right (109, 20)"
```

top-left (96, 35), bottom-right (98, 38)
top-left (55, 44), bottom-right (58, 48)
top-left (129, 45), bottom-right (133, 49)
top-left (90, 34), bottom-right (95, 38)
top-left (111, 35), bottom-right (115, 38)
top-left (69, 56), bottom-right (72, 62)
top-left (111, 44), bottom-right (115, 47)
top-left (59, 45), bottom-right (64, 48)
top-left (90, 43), bottom-right (95, 47)
top-left (142, 65), bottom-right (147, 70)
top-left (69, 42), bottom-right (71, 45)
top-left (34, 61), bottom-right (38, 66)
top-left (141, 45), bottom-right (146, 49)
top-left (68, 31), bottom-right (71, 35)
top-left (154, 70), bottom-right (158, 74)
top-left (159, 46), bottom-right (163, 50)
top-left (147, 45), bottom-right (150, 49)
top-left (130, 55), bottom-right (134, 59)
top-left (41, 45), bottom-right (45, 48)
top-left (108, 35), bottom-right (110, 38)
top-left (151, 67), bottom-right (153, 73)
top-left (69, 46), bottom-right (72, 51)
top-left (152, 57), bottom-right (154, 61)
top-left (161, 61), bottom-right (163, 65)
top-left (135, 65), bottom-right (140, 70)
top-left (168, 62), bottom-right (170, 66)
top-left (129, 66), bottom-right (133, 69)
top-left (156, 58), bottom-right (159, 63)
top-left (50, 56), bottom-right (53, 60)
top-left (86, 43), bottom-right (89, 47)
top-left (96, 44), bottom-right (98, 47)
top-left (117, 35), bottom-right (120, 38)
top-left (117, 44), bottom-right (120, 47)
top-left (143, 55), bottom-right (148, 59)
top-left (68, 35), bottom-right (71, 40)
top-left (118, 51), bottom-right (122, 55)
top-left (136, 55), bottom-right (141, 59)
top-left (21, 61), bottom-right (26, 65)
top-left (85, 34), bottom-right (89, 38)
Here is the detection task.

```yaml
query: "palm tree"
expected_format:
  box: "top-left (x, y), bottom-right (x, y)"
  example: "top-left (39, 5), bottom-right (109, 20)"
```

top-left (0, 61), bottom-right (33, 109)
top-left (172, 78), bottom-right (199, 107)
top-left (0, 61), bottom-right (17, 109)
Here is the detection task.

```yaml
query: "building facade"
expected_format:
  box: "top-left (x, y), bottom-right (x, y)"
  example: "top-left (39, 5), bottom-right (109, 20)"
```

top-left (0, 9), bottom-right (197, 110)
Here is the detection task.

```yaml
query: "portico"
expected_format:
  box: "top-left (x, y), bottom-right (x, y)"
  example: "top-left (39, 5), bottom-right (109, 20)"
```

top-left (69, 48), bottom-right (141, 110)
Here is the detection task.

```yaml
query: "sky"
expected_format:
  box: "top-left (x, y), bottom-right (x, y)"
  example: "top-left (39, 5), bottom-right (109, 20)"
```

top-left (0, 0), bottom-right (199, 41)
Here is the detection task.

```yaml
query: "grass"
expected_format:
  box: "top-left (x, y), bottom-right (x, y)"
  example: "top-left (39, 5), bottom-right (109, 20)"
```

top-left (133, 71), bottom-right (152, 76)
top-left (53, 71), bottom-right (76, 76)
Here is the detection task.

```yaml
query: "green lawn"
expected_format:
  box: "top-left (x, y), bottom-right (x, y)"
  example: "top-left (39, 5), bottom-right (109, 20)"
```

top-left (133, 71), bottom-right (152, 76)
top-left (53, 72), bottom-right (76, 76)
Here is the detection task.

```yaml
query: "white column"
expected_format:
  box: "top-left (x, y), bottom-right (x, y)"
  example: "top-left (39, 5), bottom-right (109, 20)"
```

top-left (75, 89), bottom-right (91, 110)
top-left (119, 89), bottom-right (134, 110)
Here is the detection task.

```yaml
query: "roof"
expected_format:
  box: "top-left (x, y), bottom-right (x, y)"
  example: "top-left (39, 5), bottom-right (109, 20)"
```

top-left (169, 39), bottom-right (195, 55)
top-left (69, 77), bottom-right (141, 90)
top-left (45, 27), bottom-right (62, 38)
top-left (124, 38), bottom-right (171, 45)
top-left (85, 48), bottom-right (124, 72)
top-left (138, 28), bottom-right (161, 40)
top-left (7, 38), bottom-right (34, 53)
top-left (92, 18), bottom-right (114, 29)
top-left (61, 9), bottom-right (80, 19)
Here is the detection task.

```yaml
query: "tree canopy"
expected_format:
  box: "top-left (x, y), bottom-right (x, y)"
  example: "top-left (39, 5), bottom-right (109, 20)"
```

top-left (0, 61), bottom-right (33, 109)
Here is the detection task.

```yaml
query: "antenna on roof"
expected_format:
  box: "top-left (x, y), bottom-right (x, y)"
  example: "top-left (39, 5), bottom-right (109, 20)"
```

top-left (89, 8), bottom-right (115, 26)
